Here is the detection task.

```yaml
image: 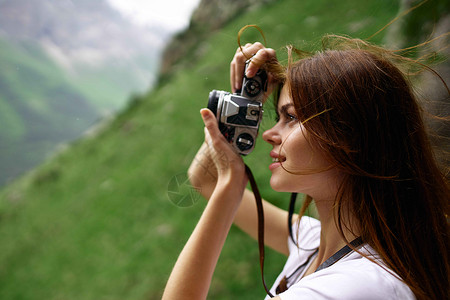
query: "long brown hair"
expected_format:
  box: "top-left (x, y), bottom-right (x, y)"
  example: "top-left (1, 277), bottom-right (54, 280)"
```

top-left (268, 36), bottom-right (449, 299)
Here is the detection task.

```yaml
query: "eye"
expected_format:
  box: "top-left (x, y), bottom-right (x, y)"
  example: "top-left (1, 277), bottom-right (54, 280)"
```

top-left (274, 111), bottom-right (297, 123)
top-left (283, 110), bottom-right (299, 125)
top-left (286, 113), bottom-right (297, 122)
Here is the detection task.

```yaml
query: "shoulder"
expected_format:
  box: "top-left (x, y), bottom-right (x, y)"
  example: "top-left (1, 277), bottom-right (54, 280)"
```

top-left (279, 247), bottom-right (416, 300)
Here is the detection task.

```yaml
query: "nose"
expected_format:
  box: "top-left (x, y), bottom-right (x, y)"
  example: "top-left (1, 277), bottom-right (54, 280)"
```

top-left (262, 125), bottom-right (281, 146)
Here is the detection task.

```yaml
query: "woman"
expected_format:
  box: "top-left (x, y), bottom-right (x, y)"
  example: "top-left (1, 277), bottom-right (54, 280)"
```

top-left (162, 37), bottom-right (449, 299)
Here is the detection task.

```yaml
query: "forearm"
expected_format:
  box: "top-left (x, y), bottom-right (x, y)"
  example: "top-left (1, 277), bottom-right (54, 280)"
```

top-left (188, 142), bottom-right (218, 199)
top-left (162, 180), bottom-right (245, 300)
top-left (234, 189), bottom-right (290, 255)
top-left (188, 143), bottom-right (290, 255)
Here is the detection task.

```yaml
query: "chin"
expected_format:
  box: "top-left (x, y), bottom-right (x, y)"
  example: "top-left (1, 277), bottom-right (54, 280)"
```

top-left (269, 178), bottom-right (293, 193)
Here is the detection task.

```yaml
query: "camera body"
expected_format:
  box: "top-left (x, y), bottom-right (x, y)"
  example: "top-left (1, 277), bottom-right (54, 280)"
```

top-left (207, 61), bottom-right (267, 155)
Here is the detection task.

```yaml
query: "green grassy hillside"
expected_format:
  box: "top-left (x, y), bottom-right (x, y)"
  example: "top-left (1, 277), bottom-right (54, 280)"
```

top-left (0, 0), bottom-right (417, 299)
top-left (0, 38), bottom-right (99, 186)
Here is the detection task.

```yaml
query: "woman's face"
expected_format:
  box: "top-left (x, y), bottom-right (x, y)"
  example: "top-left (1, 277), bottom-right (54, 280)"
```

top-left (262, 85), bottom-right (339, 200)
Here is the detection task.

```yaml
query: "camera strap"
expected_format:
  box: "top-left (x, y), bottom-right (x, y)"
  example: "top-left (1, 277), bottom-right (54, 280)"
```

top-left (244, 164), bottom-right (275, 298)
top-left (288, 193), bottom-right (298, 244)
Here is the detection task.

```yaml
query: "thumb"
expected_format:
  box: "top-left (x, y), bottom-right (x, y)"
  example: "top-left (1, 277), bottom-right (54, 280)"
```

top-left (200, 108), bottom-right (224, 143)
top-left (200, 109), bottom-right (245, 176)
top-left (200, 108), bottom-right (236, 156)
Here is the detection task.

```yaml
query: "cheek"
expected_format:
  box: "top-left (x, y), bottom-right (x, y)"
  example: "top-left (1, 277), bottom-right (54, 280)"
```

top-left (283, 132), bottom-right (329, 172)
top-left (283, 131), bottom-right (313, 165)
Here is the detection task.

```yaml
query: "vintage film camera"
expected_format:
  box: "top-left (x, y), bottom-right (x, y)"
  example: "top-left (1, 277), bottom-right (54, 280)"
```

top-left (207, 60), bottom-right (268, 155)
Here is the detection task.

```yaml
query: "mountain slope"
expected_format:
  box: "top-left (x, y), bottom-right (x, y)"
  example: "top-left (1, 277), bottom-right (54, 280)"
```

top-left (0, 0), bottom-right (169, 186)
top-left (1, 0), bottom-right (445, 299)
top-left (0, 37), bottom-right (98, 185)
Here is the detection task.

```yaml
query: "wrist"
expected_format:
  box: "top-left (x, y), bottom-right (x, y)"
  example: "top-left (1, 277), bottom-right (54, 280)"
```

top-left (216, 164), bottom-right (247, 188)
top-left (212, 171), bottom-right (248, 207)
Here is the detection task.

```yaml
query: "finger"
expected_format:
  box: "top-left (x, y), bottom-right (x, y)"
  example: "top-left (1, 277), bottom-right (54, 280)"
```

top-left (230, 57), bottom-right (244, 93)
top-left (237, 43), bottom-right (265, 86)
top-left (235, 43), bottom-right (253, 52)
top-left (231, 42), bottom-right (266, 92)
top-left (200, 108), bottom-right (229, 151)
top-left (201, 109), bottom-right (239, 171)
top-left (203, 126), bottom-right (212, 147)
top-left (230, 60), bottom-right (237, 93)
top-left (245, 47), bottom-right (277, 78)
top-left (239, 42), bottom-right (265, 59)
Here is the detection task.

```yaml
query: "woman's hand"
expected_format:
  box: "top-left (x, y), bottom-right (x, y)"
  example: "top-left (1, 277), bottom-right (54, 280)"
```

top-left (189, 43), bottom-right (279, 197)
top-left (200, 108), bottom-right (247, 191)
top-left (163, 109), bottom-right (249, 300)
top-left (230, 42), bottom-right (279, 96)
top-left (163, 42), bottom-right (288, 300)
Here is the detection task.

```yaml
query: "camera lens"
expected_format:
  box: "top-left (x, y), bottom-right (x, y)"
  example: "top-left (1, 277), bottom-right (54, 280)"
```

top-left (236, 133), bottom-right (254, 152)
top-left (208, 90), bottom-right (219, 116)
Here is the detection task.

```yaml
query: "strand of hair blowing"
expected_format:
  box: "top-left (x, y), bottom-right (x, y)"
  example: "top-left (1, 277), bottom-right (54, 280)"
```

top-left (282, 44), bottom-right (449, 300)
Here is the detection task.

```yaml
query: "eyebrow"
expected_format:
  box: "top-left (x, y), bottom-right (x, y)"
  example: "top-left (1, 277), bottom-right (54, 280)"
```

top-left (278, 103), bottom-right (294, 115)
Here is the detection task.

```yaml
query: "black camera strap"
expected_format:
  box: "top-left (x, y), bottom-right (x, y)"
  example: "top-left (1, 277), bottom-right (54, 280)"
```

top-left (288, 193), bottom-right (298, 244)
top-left (244, 164), bottom-right (274, 298)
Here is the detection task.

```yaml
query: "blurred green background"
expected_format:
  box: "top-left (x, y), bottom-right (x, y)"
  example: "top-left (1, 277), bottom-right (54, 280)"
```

top-left (0, 0), bottom-right (448, 299)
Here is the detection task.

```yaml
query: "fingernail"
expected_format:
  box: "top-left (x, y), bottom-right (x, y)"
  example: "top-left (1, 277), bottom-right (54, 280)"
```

top-left (246, 69), bottom-right (254, 77)
top-left (200, 108), bottom-right (210, 119)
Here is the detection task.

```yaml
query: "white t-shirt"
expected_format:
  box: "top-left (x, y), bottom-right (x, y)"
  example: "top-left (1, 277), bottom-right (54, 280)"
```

top-left (264, 216), bottom-right (416, 300)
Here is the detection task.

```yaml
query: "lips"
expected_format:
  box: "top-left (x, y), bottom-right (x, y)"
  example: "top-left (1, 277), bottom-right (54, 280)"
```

top-left (269, 151), bottom-right (286, 170)
top-left (270, 151), bottom-right (286, 162)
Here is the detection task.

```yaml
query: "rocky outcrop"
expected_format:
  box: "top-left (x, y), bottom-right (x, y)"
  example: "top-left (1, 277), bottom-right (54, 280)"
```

top-left (158, 0), bottom-right (276, 82)
top-left (190, 0), bottom-right (275, 30)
